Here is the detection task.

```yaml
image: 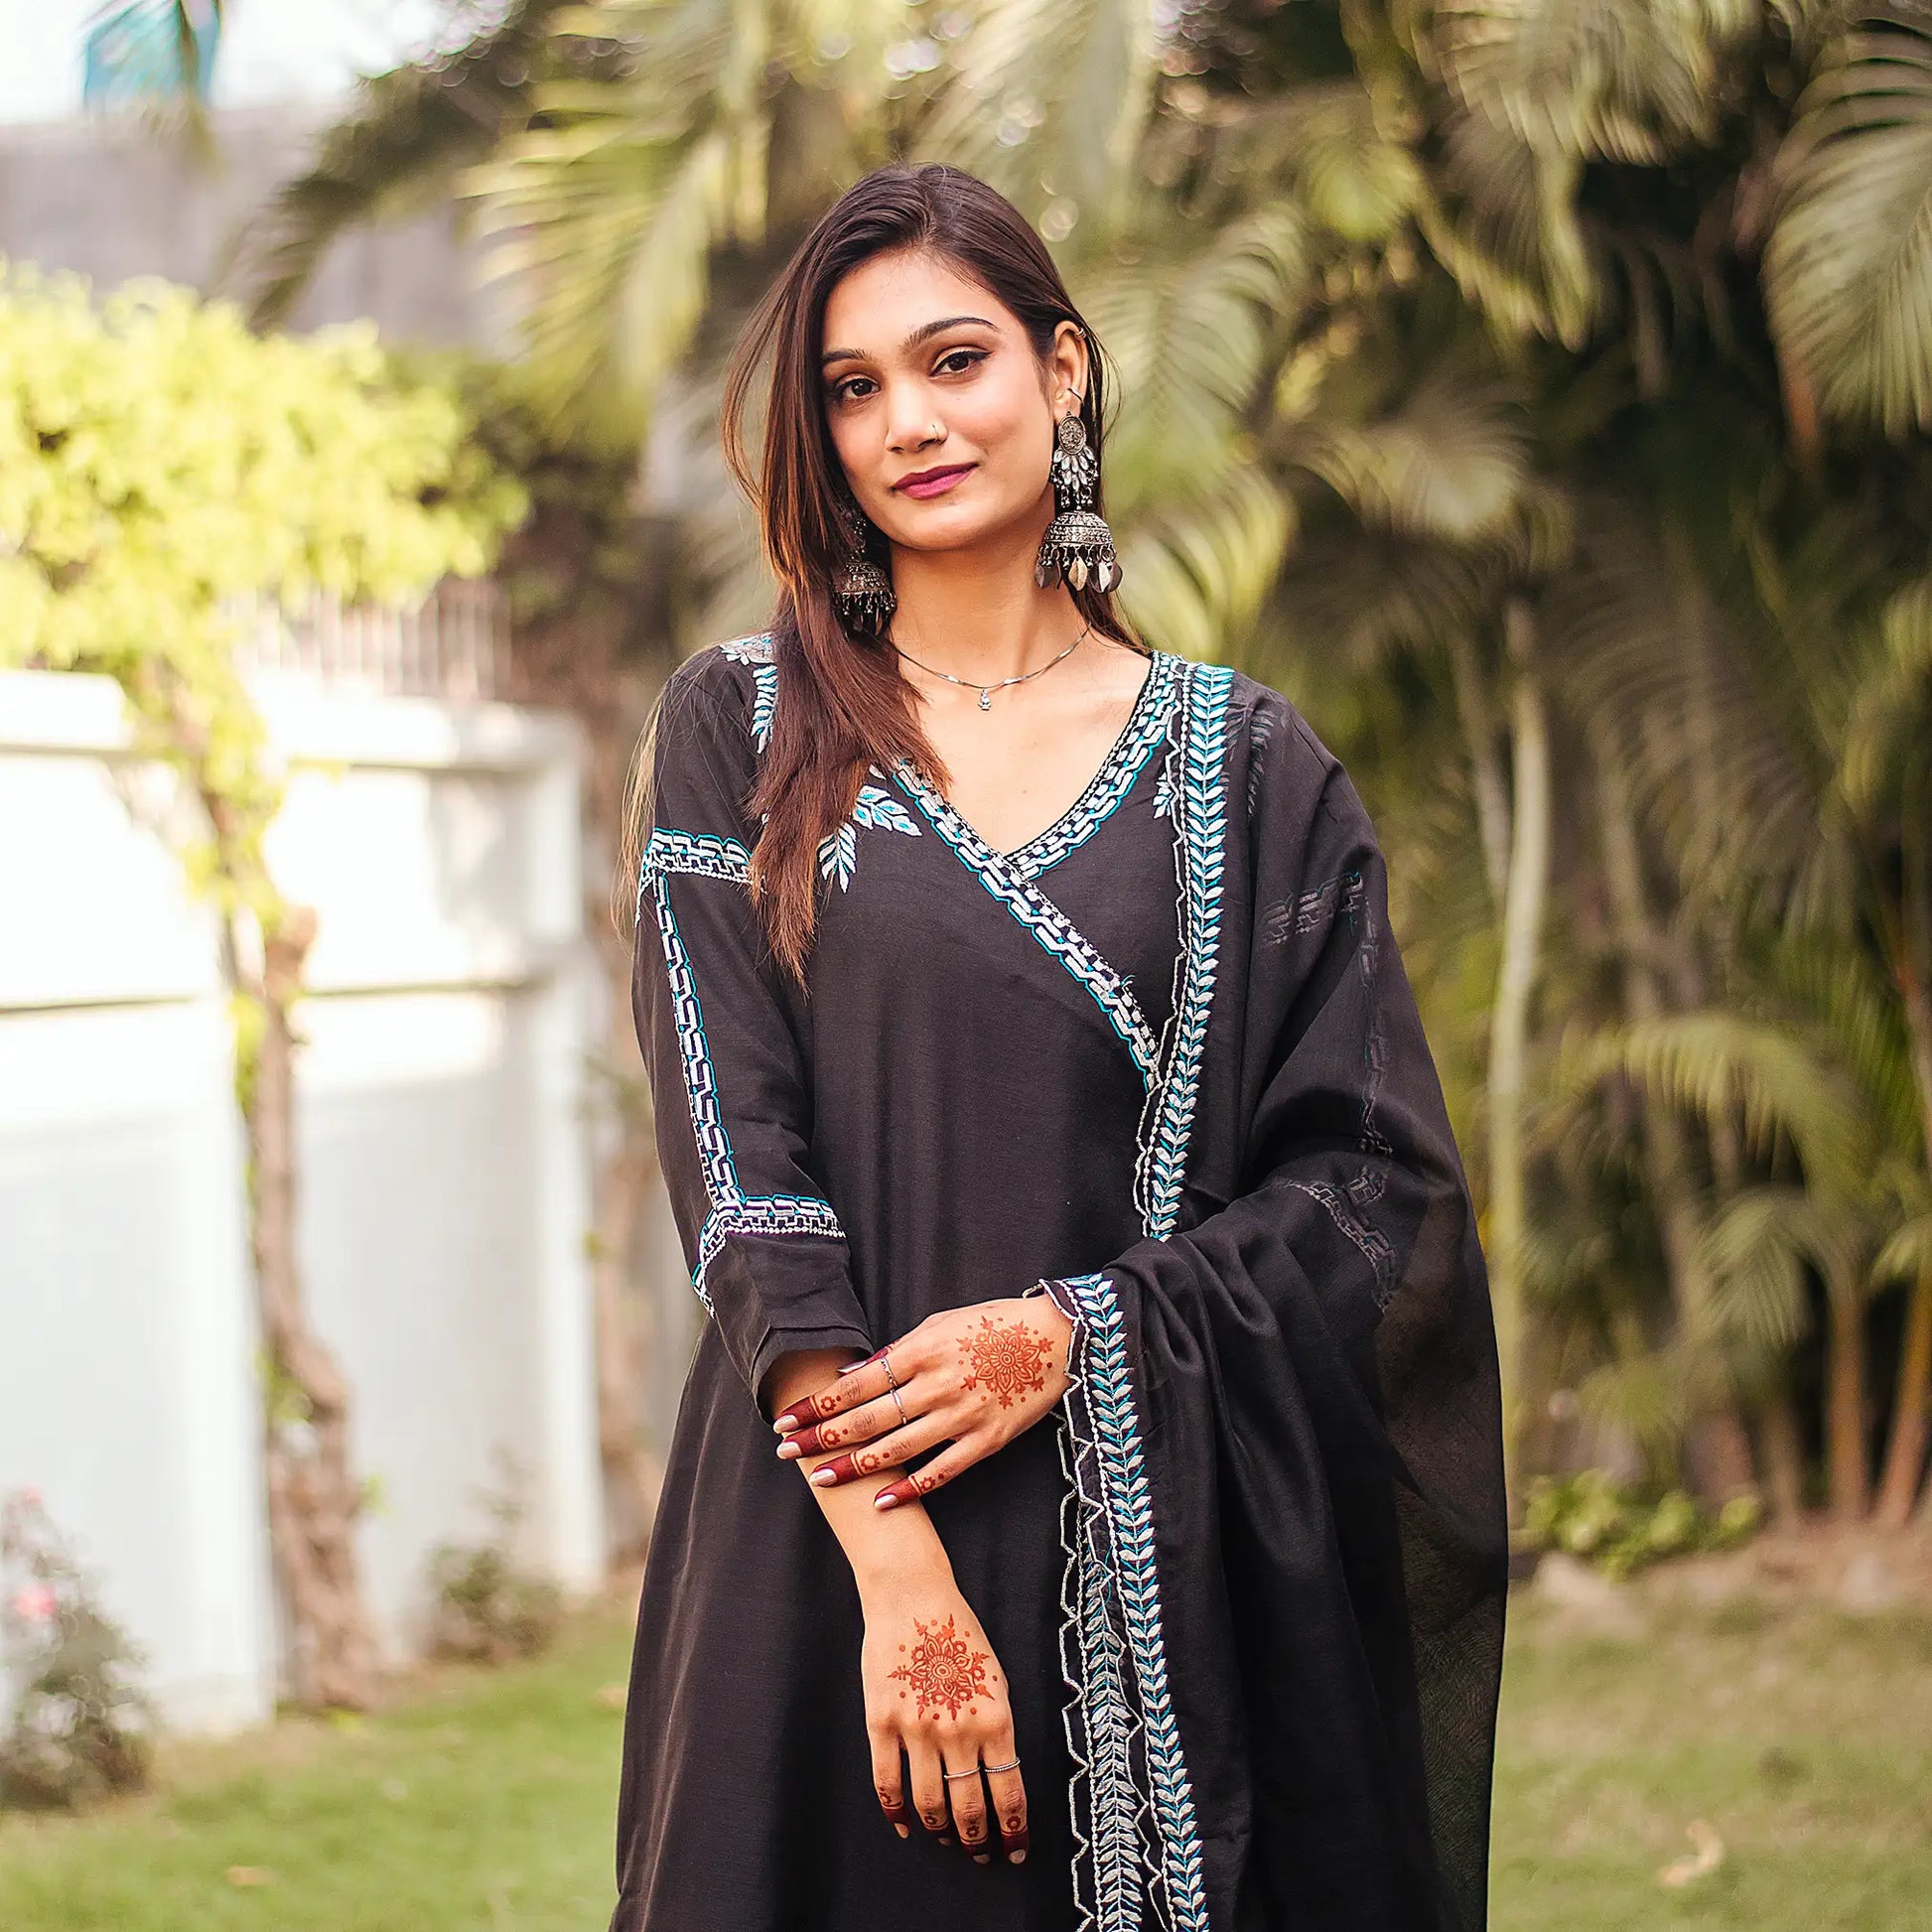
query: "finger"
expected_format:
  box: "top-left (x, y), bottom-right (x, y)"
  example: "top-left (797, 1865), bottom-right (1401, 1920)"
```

top-left (874, 1439), bottom-right (987, 1511)
top-left (777, 1390), bottom-right (911, 1459)
top-left (907, 1735), bottom-right (951, 1843)
top-left (804, 1414), bottom-right (954, 1486)
top-left (771, 1347), bottom-right (896, 1433)
top-left (943, 1756), bottom-right (993, 1862)
top-left (869, 1729), bottom-right (910, 1840)
top-left (984, 1740), bottom-right (1029, 1864)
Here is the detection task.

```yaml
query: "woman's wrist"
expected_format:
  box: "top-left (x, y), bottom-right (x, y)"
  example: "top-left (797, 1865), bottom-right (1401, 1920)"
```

top-left (850, 1510), bottom-right (954, 1608)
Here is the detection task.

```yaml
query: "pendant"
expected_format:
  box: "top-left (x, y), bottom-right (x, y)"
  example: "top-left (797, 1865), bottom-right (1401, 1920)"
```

top-left (977, 688), bottom-right (992, 711)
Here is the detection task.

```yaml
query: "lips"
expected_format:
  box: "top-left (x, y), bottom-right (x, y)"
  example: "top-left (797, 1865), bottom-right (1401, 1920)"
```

top-left (896, 464), bottom-right (975, 498)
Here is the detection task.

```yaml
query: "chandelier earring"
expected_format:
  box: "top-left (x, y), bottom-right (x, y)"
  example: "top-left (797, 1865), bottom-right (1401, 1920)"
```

top-left (1035, 400), bottom-right (1122, 595)
top-left (832, 489), bottom-right (897, 635)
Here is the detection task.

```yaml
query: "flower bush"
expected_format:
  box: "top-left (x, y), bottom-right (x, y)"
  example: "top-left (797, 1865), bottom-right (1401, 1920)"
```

top-left (0, 1489), bottom-right (155, 1810)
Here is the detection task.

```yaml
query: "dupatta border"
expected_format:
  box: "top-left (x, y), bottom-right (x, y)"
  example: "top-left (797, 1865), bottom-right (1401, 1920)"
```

top-left (1042, 653), bottom-right (1236, 1932)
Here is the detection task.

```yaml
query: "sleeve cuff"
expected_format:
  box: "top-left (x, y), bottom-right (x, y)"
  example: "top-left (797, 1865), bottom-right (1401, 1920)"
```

top-left (748, 1321), bottom-right (876, 1419)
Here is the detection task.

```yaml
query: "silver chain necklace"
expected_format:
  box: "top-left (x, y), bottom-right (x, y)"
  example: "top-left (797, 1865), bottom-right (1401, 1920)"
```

top-left (890, 623), bottom-right (1092, 711)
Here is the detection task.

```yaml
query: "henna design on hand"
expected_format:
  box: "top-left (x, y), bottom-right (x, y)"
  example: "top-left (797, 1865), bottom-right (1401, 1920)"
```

top-left (888, 1614), bottom-right (992, 1722)
top-left (958, 1314), bottom-right (1055, 1409)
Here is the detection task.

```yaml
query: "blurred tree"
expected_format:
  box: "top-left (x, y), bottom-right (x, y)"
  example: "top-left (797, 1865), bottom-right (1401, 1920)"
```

top-left (234, 0), bottom-right (1932, 1530)
top-left (0, 265), bottom-right (526, 1704)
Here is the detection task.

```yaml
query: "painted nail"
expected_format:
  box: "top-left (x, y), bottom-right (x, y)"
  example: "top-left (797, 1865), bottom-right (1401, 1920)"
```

top-left (776, 1442), bottom-right (802, 1459)
top-left (938, 1835), bottom-right (952, 1846)
top-left (1009, 1849), bottom-right (1027, 1863)
top-left (894, 1823), bottom-right (909, 1839)
top-left (874, 1492), bottom-right (898, 1510)
top-left (974, 1852), bottom-right (991, 1864)
top-left (809, 1468), bottom-right (836, 1486)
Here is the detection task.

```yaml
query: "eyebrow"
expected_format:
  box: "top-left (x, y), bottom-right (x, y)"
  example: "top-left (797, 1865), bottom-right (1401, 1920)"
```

top-left (820, 315), bottom-right (997, 367)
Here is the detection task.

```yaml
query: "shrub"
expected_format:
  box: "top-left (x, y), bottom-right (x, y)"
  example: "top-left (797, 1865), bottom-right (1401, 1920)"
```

top-left (1520, 1468), bottom-right (1763, 1581)
top-left (424, 1456), bottom-right (564, 1666)
top-left (0, 1489), bottom-right (155, 1810)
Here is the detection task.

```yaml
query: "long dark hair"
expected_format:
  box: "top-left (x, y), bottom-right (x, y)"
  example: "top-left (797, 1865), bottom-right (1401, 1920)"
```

top-left (624, 163), bottom-right (1140, 982)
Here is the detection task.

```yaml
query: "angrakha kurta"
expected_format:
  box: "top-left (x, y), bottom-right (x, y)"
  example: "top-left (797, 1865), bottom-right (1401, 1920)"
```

top-left (609, 629), bottom-right (1507, 1932)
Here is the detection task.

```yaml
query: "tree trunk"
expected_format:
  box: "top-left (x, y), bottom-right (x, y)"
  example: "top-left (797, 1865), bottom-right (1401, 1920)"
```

top-left (1826, 1280), bottom-right (1871, 1523)
top-left (1876, 1266), bottom-right (1932, 1529)
top-left (592, 1134), bottom-right (662, 1560)
top-left (1757, 1387), bottom-right (1808, 1526)
top-left (1449, 628), bottom-right (1512, 916)
top-left (235, 904), bottom-right (383, 1710)
top-left (1592, 738), bottom-right (1754, 1499)
top-left (1488, 597), bottom-right (1550, 1499)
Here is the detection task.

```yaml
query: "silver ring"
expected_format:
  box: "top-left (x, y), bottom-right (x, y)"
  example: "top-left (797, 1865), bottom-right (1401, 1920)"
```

top-left (889, 1385), bottom-right (907, 1427)
top-left (982, 1756), bottom-right (1021, 1774)
top-left (882, 1351), bottom-right (900, 1390)
top-left (942, 1764), bottom-right (984, 1781)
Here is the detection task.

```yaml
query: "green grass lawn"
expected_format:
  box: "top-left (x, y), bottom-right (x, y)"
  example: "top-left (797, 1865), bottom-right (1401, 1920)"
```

top-left (1, 1578), bottom-right (1927, 1930)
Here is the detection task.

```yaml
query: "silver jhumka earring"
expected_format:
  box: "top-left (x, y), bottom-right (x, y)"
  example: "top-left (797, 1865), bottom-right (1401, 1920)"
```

top-left (832, 490), bottom-right (897, 634)
top-left (1035, 405), bottom-right (1122, 595)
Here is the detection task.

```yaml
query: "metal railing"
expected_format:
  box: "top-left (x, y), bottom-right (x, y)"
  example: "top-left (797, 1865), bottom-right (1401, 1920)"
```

top-left (232, 580), bottom-right (509, 702)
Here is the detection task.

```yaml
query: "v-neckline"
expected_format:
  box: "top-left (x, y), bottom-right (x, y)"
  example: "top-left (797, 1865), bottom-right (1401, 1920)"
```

top-left (897, 647), bottom-right (1176, 875)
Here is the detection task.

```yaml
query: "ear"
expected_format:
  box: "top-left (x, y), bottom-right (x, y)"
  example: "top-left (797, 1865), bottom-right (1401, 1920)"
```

top-left (1047, 321), bottom-right (1090, 412)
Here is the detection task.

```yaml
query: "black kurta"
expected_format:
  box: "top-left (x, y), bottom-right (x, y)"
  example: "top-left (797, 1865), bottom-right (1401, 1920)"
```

top-left (610, 630), bottom-right (1506, 1932)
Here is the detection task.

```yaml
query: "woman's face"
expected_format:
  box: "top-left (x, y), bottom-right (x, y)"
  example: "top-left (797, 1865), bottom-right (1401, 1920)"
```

top-left (819, 247), bottom-right (1087, 556)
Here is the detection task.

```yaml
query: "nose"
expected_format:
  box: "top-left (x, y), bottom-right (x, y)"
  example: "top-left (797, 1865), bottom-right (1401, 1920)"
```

top-left (885, 380), bottom-right (945, 456)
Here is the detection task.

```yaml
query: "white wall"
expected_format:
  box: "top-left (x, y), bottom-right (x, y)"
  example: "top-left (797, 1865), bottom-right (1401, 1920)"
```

top-left (0, 669), bottom-right (604, 1733)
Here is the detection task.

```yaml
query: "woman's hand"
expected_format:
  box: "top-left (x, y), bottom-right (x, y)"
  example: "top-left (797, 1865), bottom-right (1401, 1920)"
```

top-left (771, 1294), bottom-right (1073, 1508)
top-left (860, 1559), bottom-right (1030, 1864)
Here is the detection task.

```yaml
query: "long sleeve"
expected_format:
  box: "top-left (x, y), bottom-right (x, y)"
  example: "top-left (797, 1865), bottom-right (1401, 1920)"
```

top-left (1036, 687), bottom-right (1508, 1932)
top-left (632, 654), bottom-right (873, 1412)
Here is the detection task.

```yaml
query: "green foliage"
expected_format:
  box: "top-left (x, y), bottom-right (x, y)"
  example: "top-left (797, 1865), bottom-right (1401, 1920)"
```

top-left (0, 1490), bottom-right (155, 1813)
top-left (1521, 1468), bottom-right (1763, 1579)
top-left (0, 259), bottom-right (526, 921)
top-left (424, 1460), bottom-right (564, 1668)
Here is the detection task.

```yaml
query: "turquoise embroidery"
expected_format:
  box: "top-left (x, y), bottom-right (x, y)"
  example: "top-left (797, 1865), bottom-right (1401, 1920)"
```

top-left (717, 632), bottom-right (778, 750)
top-left (1135, 661), bottom-right (1237, 1239)
top-left (1050, 1268), bottom-right (1210, 1932)
top-left (639, 826), bottom-right (751, 902)
top-left (640, 823), bottom-right (845, 1313)
top-left (817, 776), bottom-right (922, 891)
top-left (1047, 655), bottom-right (1236, 1932)
top-left (1005, 648), bottom-right (1181, 880)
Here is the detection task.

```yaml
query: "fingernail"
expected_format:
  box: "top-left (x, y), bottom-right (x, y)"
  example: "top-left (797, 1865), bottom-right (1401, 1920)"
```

top-left (1009, 1850), bottom-right (1027, 1864)
top-left (874, 1492), bottom-right (898, 1510)
top-left (894, 1823), bottom-right (908, 1839)
top-left (836, 1360), bottom-right (864, 1376)
top-left (775, 1442), bottom-right (801, 1459)
top-left (974, 1853), bottom-right (991, 1864)
top-left (938, 1835), bottom-right (952, 1846)
top-left (809, 1468), bottom-right (835, 1486)
top-left (773, 1416), bottom-right (800, 1435)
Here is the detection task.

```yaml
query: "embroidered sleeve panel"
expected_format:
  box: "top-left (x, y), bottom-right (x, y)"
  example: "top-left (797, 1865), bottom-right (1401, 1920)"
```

top-left (633, 653), bottom-right (872, 1409)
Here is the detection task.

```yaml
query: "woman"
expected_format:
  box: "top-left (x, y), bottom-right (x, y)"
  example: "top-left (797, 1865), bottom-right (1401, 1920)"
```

top-left (612, 164), bottom-right (1507, 1932)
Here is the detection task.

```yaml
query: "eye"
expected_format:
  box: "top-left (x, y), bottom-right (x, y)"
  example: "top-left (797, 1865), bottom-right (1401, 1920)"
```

top-left (828, 373), bottom-right (877, 406)
top-left (935, 347), bottom-right (987, 377)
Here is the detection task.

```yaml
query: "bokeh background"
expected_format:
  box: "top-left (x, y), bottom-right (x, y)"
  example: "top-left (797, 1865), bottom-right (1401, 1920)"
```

top-left (1, 2), bottom-right (1929, 1927)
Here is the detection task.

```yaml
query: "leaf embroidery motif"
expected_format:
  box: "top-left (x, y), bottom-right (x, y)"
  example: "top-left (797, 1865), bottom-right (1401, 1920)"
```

top-left (818, 779), bottom-right (921, 890)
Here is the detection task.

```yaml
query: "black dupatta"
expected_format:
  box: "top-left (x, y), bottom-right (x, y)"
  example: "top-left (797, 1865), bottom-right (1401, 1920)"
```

top-left (1036, 664), bottom-right (1508, 1932)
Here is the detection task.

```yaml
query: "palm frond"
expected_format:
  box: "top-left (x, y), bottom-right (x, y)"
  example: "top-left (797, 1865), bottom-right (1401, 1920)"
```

top-left (1697, 1184), bottom-right (1817, 1350)
top-left (1288, 357), bottom-right (1535, 543)
top-left (1576, 1009), bottom-right (1873, 1198)
top-left (1118, 466), bottom-right (1295, 663)
top-left (226, 0), bottom-right (571, 329)
top-left (1433, 0), bottom-right (1756, 164)
top-left (915, 0), bottom-right (1166, 220)
top-left (1766, 11), bottom-right (1932, 436)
